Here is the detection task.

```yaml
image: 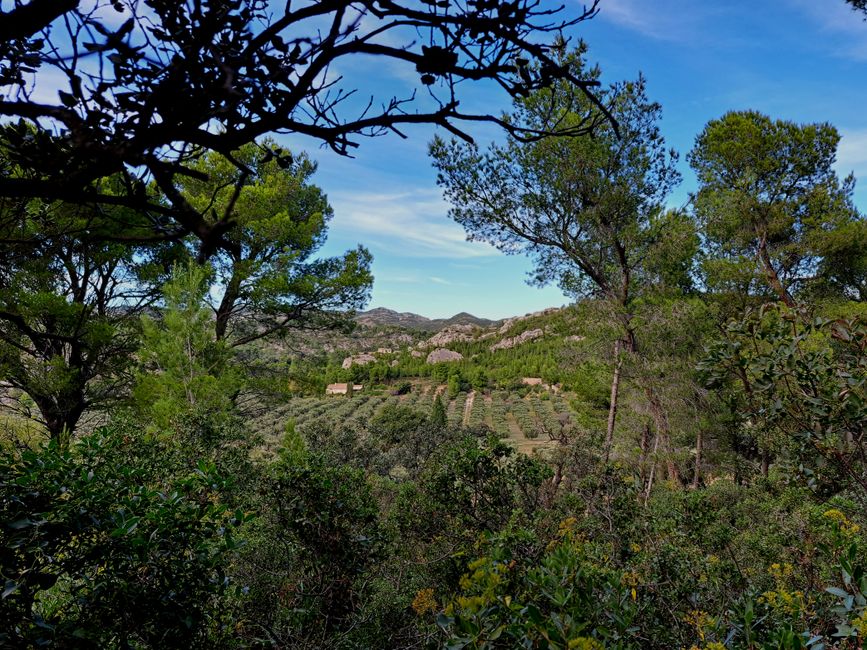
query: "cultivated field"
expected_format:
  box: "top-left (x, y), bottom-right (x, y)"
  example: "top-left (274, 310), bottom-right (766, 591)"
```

top-left (251, 382), bottom-right (584, 454)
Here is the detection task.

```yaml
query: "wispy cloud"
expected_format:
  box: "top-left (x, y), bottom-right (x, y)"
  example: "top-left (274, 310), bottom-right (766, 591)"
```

top-left (787, 0), bottom-right (867, 60)
top-left (429, 276), bottom-right (451, 285)
top-left (597, 0), bottom-right (668, 39)
top-left (595, 0), bottom-right (724, 44)
top-left (328, 188), bottom-right (498, 258)
top-left (449, 262), bottom-right (484, 270)
top-left (388, 274), bottom-right (423, 284)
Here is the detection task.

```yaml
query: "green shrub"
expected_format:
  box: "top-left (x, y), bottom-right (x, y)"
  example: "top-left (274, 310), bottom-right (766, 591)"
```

top-left (0, 426), bottom-right (249, 648)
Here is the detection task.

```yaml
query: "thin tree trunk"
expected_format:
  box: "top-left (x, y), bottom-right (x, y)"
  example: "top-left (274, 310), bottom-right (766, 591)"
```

top-left (547, 462), bottom-right (564, 507)
top-left (644, 433), bottom-right (660, 506)
top-left (604, 337), bottom-right (623, 461)
top-left (639, 422), bottom-right (650, 486)
top-left (692, 429), bottom-right (702, 489)
top-left (757, 236), bottom-right (795, 307)
top-left (215, 270), bottom-right (242, 341)
top-left (647, 387), bottom-right (679, 484)
top-left (761, 450), bottom-right (770, 478)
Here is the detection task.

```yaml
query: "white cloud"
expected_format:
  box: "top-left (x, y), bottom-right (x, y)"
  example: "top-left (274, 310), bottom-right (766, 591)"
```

top-left (838, 129), bottom-right (867, 170)
top-left (598, 0), bottom-right (666, 38)
top-left (328, 188), bottom-right (499, 258)
top-left (837, 128), bottom-right (867, 194)
top-left (788, 0), bottom-right (867, 60)
top-left (594, 0), bottom-right (723, 43)
top-left (388, 274), bottom-right (423, 284)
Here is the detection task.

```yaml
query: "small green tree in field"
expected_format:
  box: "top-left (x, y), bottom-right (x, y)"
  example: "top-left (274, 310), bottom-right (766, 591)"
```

top-left (134, 263), bottom-right (242, 436)
top-left (431, 395), bottom-right (447, 428)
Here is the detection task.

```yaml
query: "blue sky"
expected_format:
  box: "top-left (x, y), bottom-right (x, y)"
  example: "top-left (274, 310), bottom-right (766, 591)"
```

top-left (282, 0), bottom-right (867, 319)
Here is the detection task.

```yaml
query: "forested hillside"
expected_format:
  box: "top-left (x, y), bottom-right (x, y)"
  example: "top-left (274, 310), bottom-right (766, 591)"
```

top-left (2, 1), bottom-right (867, 649)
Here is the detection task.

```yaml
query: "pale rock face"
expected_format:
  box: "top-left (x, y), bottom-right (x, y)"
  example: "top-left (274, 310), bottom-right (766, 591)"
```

top-left (423, 325), bottom-right (476, 348)
top-left (341, 353), bottom-right (377, 369)
top-left (410, 350), bottom-right (424, 358)
top-left (490, 328), bottom-right (544, 351)
top-left (496, 307), bottom-right (560, 334)
top-left (565, 335), bottom-right (585, 342)
top-left (426, 348), bottom-right (464, 364)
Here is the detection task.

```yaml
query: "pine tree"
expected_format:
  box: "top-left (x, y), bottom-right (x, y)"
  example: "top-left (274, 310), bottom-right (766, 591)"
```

top-left (431, 395), bottom-right (447, 428)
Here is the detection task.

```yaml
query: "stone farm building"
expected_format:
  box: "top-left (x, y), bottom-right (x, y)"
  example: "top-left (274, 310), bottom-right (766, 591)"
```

top-left (326, 383), bottom-right (363, 395)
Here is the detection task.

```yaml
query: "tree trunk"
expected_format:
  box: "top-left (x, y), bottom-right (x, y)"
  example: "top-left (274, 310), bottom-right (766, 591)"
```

top-left (644, 433), bottom-right (660, 505)
top-left (757, 236), bottom-right (795, 307)
top-left (692, 428), bottom-right (702, 489)
top-left (214, 270), bottom-right (242, 341)
top-left (39, 398), bottom-right (83, 447)
top-left (639, 422), bottom-right (651, 487)
top-left (604, 338), bottom-right (623, 461)
top-left (761, 450), bottom-right (770, 478)
top-left (647, 387), bottom-right (679, 484)
top-left (547, 462), bottom-right (564, 507)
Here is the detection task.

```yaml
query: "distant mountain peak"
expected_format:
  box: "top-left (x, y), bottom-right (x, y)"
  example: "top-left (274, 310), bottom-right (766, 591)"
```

top-left (355, 308), bottom-right (499, 331)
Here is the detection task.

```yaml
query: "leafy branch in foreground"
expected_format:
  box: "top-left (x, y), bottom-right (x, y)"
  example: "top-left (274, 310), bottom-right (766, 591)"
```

top-left (701, 304), bottom-right (867, 498)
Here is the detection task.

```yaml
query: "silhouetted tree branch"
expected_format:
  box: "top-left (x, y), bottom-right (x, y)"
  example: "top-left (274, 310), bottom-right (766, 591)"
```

top-left (0, 0), bottom-right (613, 256)
top-left (847, 0), bottom-right (867, 15)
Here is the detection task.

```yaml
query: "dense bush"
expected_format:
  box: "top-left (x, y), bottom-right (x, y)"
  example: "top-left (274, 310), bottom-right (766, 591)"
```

top-left (0, 425), bottom-right (250, 648)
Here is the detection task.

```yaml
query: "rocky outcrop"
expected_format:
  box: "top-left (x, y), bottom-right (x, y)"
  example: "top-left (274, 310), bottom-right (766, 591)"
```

top-left (423, 324), bottom-right (476, 348)
top-left (341, 353), bottom-right (376, 369)
top-left (496, 307), bottom-right (561, 335)
top-left (426, 348), bottom-right (464, 364)
top-left (410, 350), bottom-right (424, 358)
top-left (490, 328), bottom-right (543, 351)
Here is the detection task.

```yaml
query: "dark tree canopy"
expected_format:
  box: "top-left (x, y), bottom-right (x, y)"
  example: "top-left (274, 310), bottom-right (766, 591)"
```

top-left (0, 134), bottom-right (371, 440)
top-left (848, 0), bottom-right (867, 15)
top-left (430, 45), bottom-right (682, 464)
top-left (176, 142), bottom-right (373, 345)
top-left (0, 0), bottom-right (610, 256)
